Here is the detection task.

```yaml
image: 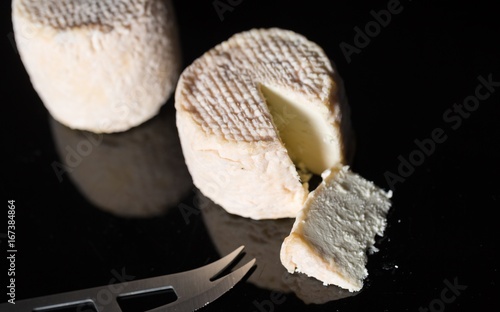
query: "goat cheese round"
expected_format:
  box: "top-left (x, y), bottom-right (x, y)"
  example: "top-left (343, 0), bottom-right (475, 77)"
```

top-left (12, 0), bottom-right (181, 133)
top-left (175, 28), bottom-right (353, 219)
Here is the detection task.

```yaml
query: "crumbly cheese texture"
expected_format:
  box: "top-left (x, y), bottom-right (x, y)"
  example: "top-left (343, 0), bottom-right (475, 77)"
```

top-left (175, 28), bottom-right (352, 219)
top-left (13, 0), bottom-right (181, 133)
top-left (280, 166), bottom-right (392, 291)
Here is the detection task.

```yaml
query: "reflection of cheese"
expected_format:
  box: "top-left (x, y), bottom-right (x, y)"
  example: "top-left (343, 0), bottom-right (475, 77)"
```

top-left (176, 28), bottom-right (352, 219)
top-left (280, 166), bottom-right (392, 292)
top-left (200, 191), bottom-right (358, 304)
top-left (198, 191), bottom-right (293, 293)
top-left (283, 271), bottom-right (357, 304)
top-left (50, 105), bottom-right (192, 217)
top-left (13, 0), bottom-right (180, 133)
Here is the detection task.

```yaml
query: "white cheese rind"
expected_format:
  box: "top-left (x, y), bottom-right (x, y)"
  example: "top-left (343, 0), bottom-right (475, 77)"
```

top-left (175, 28), bottom-right (352, 219)
top-left (13, 0), bottom-right (181, 133)
top-left (280, 166), bottom-right (392, 291)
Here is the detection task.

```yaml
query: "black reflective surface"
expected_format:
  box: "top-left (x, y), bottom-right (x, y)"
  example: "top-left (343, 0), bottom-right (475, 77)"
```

top-left (2, 0), bottom-right (499, 311)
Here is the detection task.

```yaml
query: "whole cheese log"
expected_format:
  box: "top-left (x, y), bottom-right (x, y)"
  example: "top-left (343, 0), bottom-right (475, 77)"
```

top-left (13, 0), bottom-right (181, 133)
top-left (280, 166), bottom-right (392, 292)
top-left (175, 28), bottom-right (353, 219)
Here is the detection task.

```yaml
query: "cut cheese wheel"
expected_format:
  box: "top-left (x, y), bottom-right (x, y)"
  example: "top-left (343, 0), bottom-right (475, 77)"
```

top-left (175, 28), bottom-right (353, 219)
top-left (280, 166), bottom-right (392, 291)
top-left (13, 0), bottom-right (181, 133)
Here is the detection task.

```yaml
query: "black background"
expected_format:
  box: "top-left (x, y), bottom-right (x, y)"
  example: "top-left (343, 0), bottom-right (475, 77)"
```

top-left (2, 0), bottom-right (499, 311)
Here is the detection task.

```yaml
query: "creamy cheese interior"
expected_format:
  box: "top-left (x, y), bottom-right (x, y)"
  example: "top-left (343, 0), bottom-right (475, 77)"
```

top-left (280, 166), bottom-right (392, 291)
top-left (260, 84), bottom-right (341, 175)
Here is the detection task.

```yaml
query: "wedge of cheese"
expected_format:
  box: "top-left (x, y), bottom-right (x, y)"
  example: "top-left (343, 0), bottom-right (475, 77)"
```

top-left (199, 190), bottom-right (358, 303)
top-left (175, 28), bottom-right (353, 219)
top-left (280, 166), bottom-right (392, 292)
top-left (12, 0), bottom-right (181, 133)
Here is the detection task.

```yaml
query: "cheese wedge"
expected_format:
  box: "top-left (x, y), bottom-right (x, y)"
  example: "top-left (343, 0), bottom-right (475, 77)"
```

top-left (200, 190), bottom-right (358, 303)
top-left (280, 166), bottom-right (392, 291)
top-left (175, 28), bottom-right (353, 219)
top-left (12, 0), bottom-right (181, 133)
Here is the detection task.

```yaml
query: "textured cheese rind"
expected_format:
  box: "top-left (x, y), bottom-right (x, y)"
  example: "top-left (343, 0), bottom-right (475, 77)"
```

top-left (175, 28), bottom-right (352, 219)
top-left (280, 166), bottom-right (392, 291)
top-left (13, 0), bottom-right (180, 133)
